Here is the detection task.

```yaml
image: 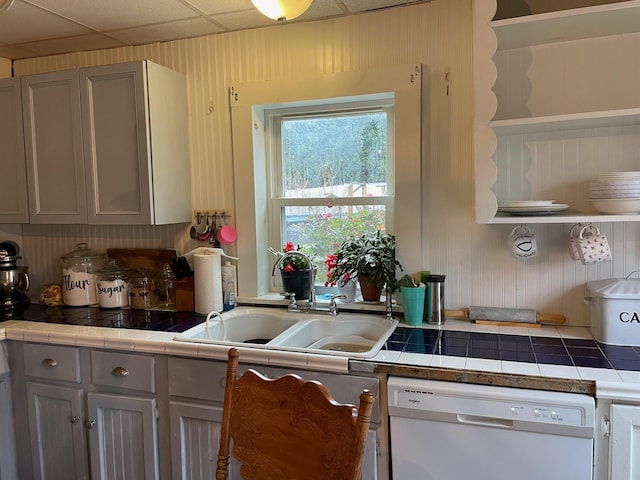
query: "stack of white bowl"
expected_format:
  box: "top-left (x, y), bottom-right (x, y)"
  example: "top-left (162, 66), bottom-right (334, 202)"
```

top-left (590, 172), bottom-right (640, 214)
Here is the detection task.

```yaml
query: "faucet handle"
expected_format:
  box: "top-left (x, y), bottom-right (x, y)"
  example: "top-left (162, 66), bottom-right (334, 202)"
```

top-left (329, 294), bottom-right (347, 316)
top-left (282, 291), bottom-right (298, 310)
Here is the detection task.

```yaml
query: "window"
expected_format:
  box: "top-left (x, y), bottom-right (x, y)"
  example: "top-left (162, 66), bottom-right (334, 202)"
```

top-left (230, 64), bottom-right (422, 298)
top-left (266, 102), bottom-right (394, 286)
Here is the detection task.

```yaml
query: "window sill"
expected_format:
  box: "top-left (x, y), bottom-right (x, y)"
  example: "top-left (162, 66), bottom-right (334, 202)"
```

top-left (236, 293), bottom-right (394, 314)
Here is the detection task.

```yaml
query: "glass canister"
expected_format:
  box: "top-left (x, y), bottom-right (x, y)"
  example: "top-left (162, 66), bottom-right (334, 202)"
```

top-left (154, 263), bottom-right (176, 310)
top-left (96, 260), bottom-right (131, 309)
top-left (128, 269), bottom-right (158, 310)
top-left (61, 243), bottom-right (107, 306)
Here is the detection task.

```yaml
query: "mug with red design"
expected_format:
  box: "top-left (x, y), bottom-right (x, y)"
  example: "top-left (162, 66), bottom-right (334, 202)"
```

top-left (578, 224), bottom-right (612, 265)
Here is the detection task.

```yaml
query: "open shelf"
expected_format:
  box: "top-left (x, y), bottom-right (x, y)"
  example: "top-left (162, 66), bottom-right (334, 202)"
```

top-left (492, 0), bottom-right (640, 50)
top-left (491, 108), bottom-right (640, 135)
top-left (490, 212), bottom-right (640, 225)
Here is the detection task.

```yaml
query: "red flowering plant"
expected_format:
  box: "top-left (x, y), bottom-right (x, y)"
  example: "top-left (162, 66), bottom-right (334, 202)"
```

top-left (324, 253), bottom-right (352, 287)
top-left (268, 242), bottom-right (312, 272)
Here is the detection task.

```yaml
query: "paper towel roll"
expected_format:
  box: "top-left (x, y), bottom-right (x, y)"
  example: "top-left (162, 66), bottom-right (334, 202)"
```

top-left (194, 252), bottom-right (223, 314)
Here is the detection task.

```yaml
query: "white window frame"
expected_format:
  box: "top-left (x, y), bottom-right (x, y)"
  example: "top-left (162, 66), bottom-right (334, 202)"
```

top-left (266, 101), bottom-right (395, 291)
top-left (230, 64), bottom-right (422, 298)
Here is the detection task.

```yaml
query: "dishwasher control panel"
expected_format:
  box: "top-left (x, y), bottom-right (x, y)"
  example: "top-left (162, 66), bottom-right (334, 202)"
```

top-left (388, 377), bottom-right (595, 433)
top-left (396, 389), bottom-right (586, 426)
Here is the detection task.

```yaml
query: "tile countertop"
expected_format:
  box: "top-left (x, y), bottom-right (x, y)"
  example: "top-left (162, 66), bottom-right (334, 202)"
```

top-left (1, 309), bottom-right (639, 401)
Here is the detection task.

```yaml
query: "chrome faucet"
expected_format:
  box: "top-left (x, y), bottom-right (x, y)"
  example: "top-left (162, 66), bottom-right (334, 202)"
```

top-left (272, 251), bottom-right (316, 311)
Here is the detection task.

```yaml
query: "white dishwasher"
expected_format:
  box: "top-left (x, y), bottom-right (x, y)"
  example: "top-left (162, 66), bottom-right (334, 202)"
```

top-left (387, 377), bottom-right (595, 479)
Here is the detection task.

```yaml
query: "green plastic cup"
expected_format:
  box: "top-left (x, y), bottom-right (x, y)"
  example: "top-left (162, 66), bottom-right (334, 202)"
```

top-left (400, 285), bottom-right (427, 326)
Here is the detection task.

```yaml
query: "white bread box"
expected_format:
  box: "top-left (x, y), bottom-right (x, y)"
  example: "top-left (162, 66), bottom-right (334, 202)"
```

top-left (587, 277), bottom-right (640, 346)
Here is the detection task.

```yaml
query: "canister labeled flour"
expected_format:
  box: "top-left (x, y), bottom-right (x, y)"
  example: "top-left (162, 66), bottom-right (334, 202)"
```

top-left (61, 243), bottom-right (107, 307)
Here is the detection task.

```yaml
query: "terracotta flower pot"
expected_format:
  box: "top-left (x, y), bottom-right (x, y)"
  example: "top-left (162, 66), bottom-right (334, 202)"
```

top-left (357, 274), bottom-right (383, 302)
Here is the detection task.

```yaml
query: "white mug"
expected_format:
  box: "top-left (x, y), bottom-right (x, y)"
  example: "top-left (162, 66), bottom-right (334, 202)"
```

top-left (508, 225), bottom-right (538, 259)
top-left (578, 224), bottom-right (612, 265)
top-left (567, 223), bottom-right (582, 261)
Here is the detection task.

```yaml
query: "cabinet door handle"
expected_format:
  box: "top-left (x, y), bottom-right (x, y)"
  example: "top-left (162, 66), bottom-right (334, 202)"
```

top-left (41, 358), bottom-right (57, 368)
top-left (87, 420), bottom-right (95, 429)
top-left (70, 416), bottom-right (78, 424)
top-left (111, 366), bottom-right (129, 377)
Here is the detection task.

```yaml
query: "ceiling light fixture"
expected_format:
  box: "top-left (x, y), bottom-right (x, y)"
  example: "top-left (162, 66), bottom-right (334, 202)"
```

top-left (0, 0), bottom-right (15, 14)
top-left (251, 0), bottom-right (313, 22)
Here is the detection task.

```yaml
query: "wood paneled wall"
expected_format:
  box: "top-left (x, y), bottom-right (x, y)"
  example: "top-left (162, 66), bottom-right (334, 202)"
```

top-left (2, 0), bottom-right (632, 325)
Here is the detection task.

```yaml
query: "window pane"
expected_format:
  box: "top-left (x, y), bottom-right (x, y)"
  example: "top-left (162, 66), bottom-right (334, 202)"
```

top-left (283, 204), bottom-right (386, 284)
top-left (282, 112), bottom-right (388, 198)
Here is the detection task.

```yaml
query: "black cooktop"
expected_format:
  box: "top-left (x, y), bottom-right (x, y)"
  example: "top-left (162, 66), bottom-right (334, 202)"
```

top-left (12, 304), bottom-right (205, 333)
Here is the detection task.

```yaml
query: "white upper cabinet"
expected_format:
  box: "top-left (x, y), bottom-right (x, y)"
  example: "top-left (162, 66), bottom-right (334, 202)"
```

top-left (22, 60), bottom-right (191, 225)
top-left (474, 0), bottom-right (640, 224)
top-left (0, 77), bottom-right (29, 223)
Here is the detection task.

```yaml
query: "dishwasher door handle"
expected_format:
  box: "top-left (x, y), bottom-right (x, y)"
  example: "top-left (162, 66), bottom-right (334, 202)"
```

top-left (456, 414), bottom-right (514, 429)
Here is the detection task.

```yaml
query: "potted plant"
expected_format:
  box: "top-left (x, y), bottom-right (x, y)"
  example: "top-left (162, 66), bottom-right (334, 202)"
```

top-left (269, 242), bottom-right (316, 300)
top-left (327, 231), bottom-right (403, 302)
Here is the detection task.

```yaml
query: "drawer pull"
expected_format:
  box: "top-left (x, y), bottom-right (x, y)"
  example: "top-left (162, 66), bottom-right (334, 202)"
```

top-left (111, 366), bottom-right (129, 377)
top-left (41, 358), bottom-right (57, 368)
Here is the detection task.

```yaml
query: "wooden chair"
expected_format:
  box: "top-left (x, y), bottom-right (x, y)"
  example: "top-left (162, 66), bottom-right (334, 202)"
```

top-left (216, 348), bottom-right (375, 480)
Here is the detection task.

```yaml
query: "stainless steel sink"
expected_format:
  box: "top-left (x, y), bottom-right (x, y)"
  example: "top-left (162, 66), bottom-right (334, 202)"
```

top-left (173, 306), bottom-right (398, 358)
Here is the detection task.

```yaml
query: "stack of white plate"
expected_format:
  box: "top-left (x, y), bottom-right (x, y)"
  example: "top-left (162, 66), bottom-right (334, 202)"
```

top-left (590, 172), bottom-right (640, 214)
top-left (497, 200), bottom-right (569, 216)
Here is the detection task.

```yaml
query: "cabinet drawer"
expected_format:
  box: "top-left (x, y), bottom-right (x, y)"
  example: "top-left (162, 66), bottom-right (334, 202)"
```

top-left (91, 350), bottom-right (155, 393)
top-left (168, 357), bottom-right (380, 423)
top-left (168, 357), bottom-right (228, 402)
top-left (24, 344), bottom-right (81, 383)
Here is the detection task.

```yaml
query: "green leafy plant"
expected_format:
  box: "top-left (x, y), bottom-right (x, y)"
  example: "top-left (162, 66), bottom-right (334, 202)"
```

top-left (327, 231), bottom-right (403, 293)
top-left (268, 242), bottom-right (311, 271)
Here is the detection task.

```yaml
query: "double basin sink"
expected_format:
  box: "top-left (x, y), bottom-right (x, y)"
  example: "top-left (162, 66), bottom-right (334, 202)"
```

top-left (173, 306), bottom-right (398, 358)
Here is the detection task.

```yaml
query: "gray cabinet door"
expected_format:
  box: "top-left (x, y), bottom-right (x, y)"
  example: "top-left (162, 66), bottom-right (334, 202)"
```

top-left (22, 70), bottom-right (87, 224)
top-left (79, 61), bottom-right (191, 225)
top-left (87, 392), bottom-right (159, 480)
top-left (0, 78), bottom-right (28, 223)
top-left (79, 62), bottom-right (152, 225)
top-left (26, 381), bottom-right (88, 480)
top-left (0, 375), bottom-right (17, 480)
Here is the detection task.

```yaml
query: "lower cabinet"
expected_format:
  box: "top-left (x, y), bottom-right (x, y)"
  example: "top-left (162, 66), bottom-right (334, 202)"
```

top-left (169, 401), bottom-right (240, 480)
top-left (609, 404), bottom-right (640, 480)
top-left (0, 371), bottom-right (18, 480)
top-left (87, 393), bottom-right (158, 480)
top-left (11, 343), bottom-right (159, 480)
top-left (9, 341), bottom-right (386, 480)
top-left (167, 357), bottom-right (384, 480)
top-left (27, 382), bottom-right (88, 479)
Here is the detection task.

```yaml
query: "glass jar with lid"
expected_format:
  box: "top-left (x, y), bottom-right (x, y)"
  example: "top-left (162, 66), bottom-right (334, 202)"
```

top-left (128, 269), bottom-right (158, 310)
top-left (96, 260), bottom-right (132, 309)
top-left (60, 243), bottom-right (107, 306)
top-left (154, 263), bottom-right (176, 310)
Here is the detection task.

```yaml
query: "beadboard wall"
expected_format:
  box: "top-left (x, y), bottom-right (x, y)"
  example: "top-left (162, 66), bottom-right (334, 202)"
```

top-left (2, 0), bottom-right (636, 326)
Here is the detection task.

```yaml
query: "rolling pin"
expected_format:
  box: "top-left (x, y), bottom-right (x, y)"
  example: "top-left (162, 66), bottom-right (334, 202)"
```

top-left (444, 306), bottom-right (565, 325)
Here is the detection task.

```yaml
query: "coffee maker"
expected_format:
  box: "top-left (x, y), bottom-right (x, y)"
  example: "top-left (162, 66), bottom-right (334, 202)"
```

top-left (0, 241), bottom-right (30, 318)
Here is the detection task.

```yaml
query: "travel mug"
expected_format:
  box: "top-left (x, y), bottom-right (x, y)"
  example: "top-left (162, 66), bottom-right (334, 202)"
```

top-left (426, 274), bottom-right (446, 325)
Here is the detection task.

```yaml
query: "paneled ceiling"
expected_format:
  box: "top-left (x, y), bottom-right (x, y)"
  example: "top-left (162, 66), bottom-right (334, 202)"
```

top-left (0, 0), bottom-right (428, 60)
